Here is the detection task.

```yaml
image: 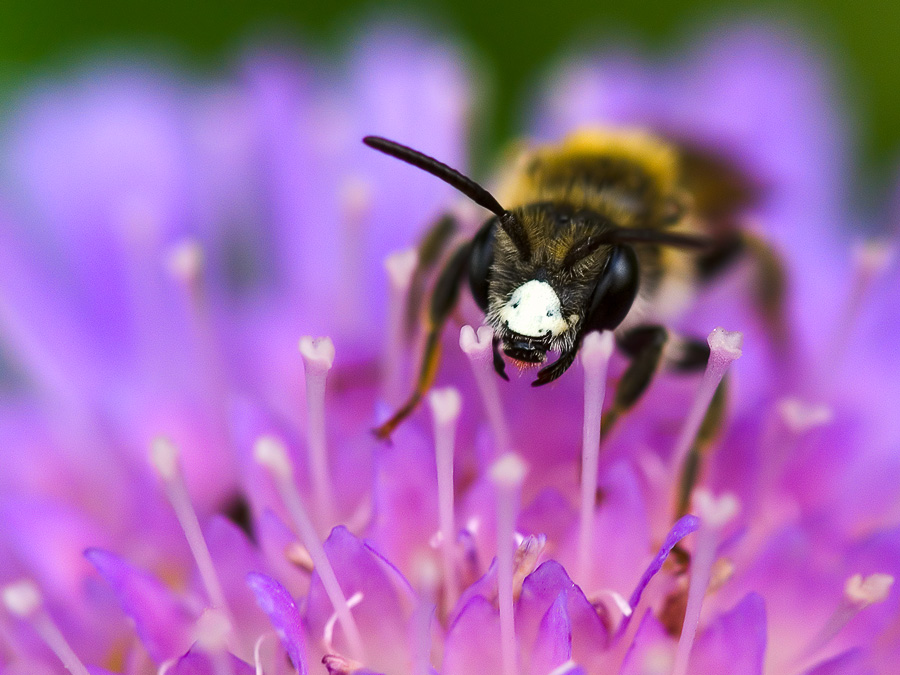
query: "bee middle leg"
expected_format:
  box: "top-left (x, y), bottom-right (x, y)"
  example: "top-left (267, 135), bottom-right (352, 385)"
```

top-left (374, 240), bottom-right (472, 440)
top-left (601, 325), bottom-right (711, 435)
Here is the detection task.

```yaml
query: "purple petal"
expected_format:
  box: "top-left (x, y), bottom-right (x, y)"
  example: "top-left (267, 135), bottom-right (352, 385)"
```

top-left (369, 428), bottom-right (438, 575)
top-left (517, 561), bottom-right (608, 673)
top-left (168, 649), bottom-right (254, 675)
top-left (620, 611), bottom-right (673, 675)
top-left (622, 514), bottom-right (700, 632)
top-left (203, 516), bottom-right (268, 635)
top-left (306, 526), bottom-right (415, 674)
top-left (85, 548), bottom-right (195, 663)
top-left (689, 593), bottom-right (767, 675)
top-left (528, 592), bottom-right (572, 675)
top-left (801, 649), bottom-right (875, 675)
top-left (247, 572), bottom-right (308, 675)
top-left (443, 596), bottom-right (502, 675)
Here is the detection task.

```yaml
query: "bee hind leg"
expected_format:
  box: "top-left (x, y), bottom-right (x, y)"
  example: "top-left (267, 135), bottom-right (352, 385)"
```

top-left (373, 240), bottom-right (472, 440)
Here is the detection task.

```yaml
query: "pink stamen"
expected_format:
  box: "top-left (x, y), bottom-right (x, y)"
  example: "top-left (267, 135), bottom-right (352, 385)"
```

top-left (428, 387), bottom-right (463, 613)
top-left (577, 331), bottom-right (614, 585)
top-left (338, 177), bottom-right (372, 320)
top-left (412, 557), bottom-right (440, 675)
top-left (254, 436), bottom-right (365, 661)
top-left (150, 438), bottom-right (233, 622)
top-left (490, 452), bottom-right (528, 675)
top-left (383, 249), bottom-right (419, 406)
top-left (669, 328), bottom-right (743, 475)
top-left (800, 573), bottom-right (894, 662)
top-left (299, 336), bottom-right (337, 530)
top-left (194, 609), bottom-right (235, 675)
top-left (2, 580), bottom-right (90, 675)
top-left (460, 325), bottom-right (511, 456)
top-left (822, 240), bottom-right (895, 382)
top-left (672, 489), bottom-right (739, 675)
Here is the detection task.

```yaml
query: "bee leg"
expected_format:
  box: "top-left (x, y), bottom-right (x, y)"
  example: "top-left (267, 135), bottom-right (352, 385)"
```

top-left (601, 325), bottom-right (669, 434)
top-left (492, 336), bottom-right (510, 381)
top-left (742, 232), bottom-right (789, 351)
top-left (374, 241), bottom-right (472, 440)
top-left (532, 341), bottom-right (581, 387)
top-left (698, 231), bottom-right (789, 350)
top-left (405, 214), bottom-right (459, 334)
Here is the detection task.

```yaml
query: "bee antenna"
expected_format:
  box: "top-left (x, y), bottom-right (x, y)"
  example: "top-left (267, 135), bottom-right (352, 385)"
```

top-left (364, 136), bottom-right (506, 217)
top-left (608, 229), bottom-right (713, 249)
top-left (363, 136), bottom-right (532, 258)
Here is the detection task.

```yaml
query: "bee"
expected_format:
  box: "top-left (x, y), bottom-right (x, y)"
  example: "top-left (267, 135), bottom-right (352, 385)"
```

top-left (365, 129), bottom-right (784, 439)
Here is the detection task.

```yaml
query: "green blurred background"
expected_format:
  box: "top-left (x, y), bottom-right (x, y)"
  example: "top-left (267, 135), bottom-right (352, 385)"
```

top-left (1, 0), bottom-right (899, 190)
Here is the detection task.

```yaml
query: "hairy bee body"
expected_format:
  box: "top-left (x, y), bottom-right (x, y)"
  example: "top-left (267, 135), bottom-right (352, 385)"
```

top-left (364, 128), bottom-right (769, 438)
top-left (486, 129), bottom-right (712, 358)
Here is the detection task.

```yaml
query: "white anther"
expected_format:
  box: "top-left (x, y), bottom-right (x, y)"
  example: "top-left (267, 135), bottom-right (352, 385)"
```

top-left (150, 436), bottom-right (181, 481)
top-left (580, 330), bottom-right (614, 368)
top-left (299, 336), bottom-right (336, 373)
top-left (194, 608), bottom-right (232, 651)
top-left (777, 398), bottom-right (833, 434)
top-left (384, 249), bottom-right (418, 290)
top-left (167, 239), bottom-right (204, 283)
top-left (707, 327), bottom-right (743, 362)
top-left (2, 580), bottom-right (42, 617)
top-left (459, 324), bottom-right (493, 355)
top-left (845, 573), bottom-right (894, 606)
top-left (490, 453), bottom-right (528, 489)
top-left (692, 488), bottom-right (740, 529)
top-left (254, 435), bottom-right (294, 480)
top-left (428, 387), bottom-right (462, 426)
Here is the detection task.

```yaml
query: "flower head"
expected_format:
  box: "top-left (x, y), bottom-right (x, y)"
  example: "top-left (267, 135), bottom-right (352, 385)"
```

top-left (0, 19), bottom-right (898, 675)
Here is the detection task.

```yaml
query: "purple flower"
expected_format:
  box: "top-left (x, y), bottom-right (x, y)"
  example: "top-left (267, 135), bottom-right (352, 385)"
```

top-left (0, 20), bottom-right (898, 675)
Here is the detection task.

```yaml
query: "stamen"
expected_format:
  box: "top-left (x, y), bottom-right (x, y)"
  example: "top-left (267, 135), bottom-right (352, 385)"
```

top-left (777, 398), bottom-right (834, 434)
top-left (577, 331), bottom-right (615, 584)
top-left (299, 336), bottom-right (337, 529)
top-left (460, 325), bottom-right (512, 456)
top-left (669, 328), bottom-right (742, 475)
top-left (800, 573), bottom-right (894, 660)
top-left (338, 176), bottom-right (372, 320)
top-left (165, 239), bottom-right (227, 410)
top-left (383, 249), bottom-right (419, 406)
top-left (150, 437), bottom-right (232, 621)
top-left (167, 238), bottom-right (205, 286)
top-left (490, 452), bottom-right (528, 675)
top-left (253, 633), bottom-right (272, 675)
top-left (412, 556), bottom-right (440, 675)
top-left (672, 489), bottom-right (739, 675)
top-left (823, 240), bottom-right (895, 379)
top-left (2, 580), bottom-right (91, 675)
top-left (194, 609), bottom-right (235, 675)
top-left (428, 387), bottom-right (463, 613)
top-left (254, 436), bottom-right (365, 661)
top-left (323, 592), bottom-right (364, 655)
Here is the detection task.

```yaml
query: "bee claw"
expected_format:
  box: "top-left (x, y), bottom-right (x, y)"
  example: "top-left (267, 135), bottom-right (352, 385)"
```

top-left (492, 336), bottom-right (510, 381)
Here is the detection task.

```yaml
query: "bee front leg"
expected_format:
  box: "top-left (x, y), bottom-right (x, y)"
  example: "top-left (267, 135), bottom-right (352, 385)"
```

top-left (492, 335), bottom-right (509, 381)
top-left (374, 240), bottom-right (473, 440)
top-left (532, 339), bottom-right (582, 387)
top-left (601, 325), bottom-right (669, 434)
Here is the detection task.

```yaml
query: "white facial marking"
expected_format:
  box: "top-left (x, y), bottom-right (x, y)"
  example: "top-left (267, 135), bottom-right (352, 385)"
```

top-left (499, 280), bottom-right (568, 338)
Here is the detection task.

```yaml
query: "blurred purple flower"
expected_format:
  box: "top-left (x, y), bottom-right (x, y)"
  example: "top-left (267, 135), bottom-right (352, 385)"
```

top-left (0, 19), bottom-right (898, 675)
